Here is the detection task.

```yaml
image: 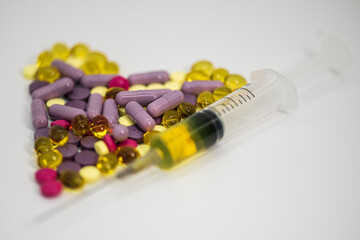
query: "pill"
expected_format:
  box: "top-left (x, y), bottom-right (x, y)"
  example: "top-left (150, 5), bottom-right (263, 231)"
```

top-left (147, 90), bottom-right (184, 117)
top-left (75, 150), bottom-right (98, 166)
top-left (177, 102), bottom-right (196, 119)
top-left (115, 89), bottom-right (171, 107)
top-left (51, 119), bottom-right (70, 129)
top-left (80, 74), bottom-right (116, 88)
top-left (67, 86), bottom-right (90, 101)
top-left (129, 84), bottom-right (147, 91)
top-left (103, 134), bottom-right (117, 152)
top-left (46, 98), bottom-right (66, 108)
top-left (116, 146), bottom-right (139, 165)
top-left (154, 125), bottom-right (167, 132)
top-left (119, 107), bottom-right (126, 116)
top-left (31, 99), bottom-right (48, 129)
top-left (90, 86), bottom-right (108, 97)
top-left (34, 137), bottom-right (53, 154)
top-left (213, 86), bottom-right (232, 101)
top-left (66, 57), bottom-right (83, 68)
top-left (162, 110), bottom-right (180, 127)
top-left (90, 115), bottom-right (109, 138)
top-left (23, 64), bottom-right (38, 80)
top-left (79, 166), bottom-right (101, 183)
top-left (110, 124), bottom-right (129, 142)
top-left (35, 66), bottom-right (60, 83)
top-left (181, 80), bottom-right (223, 95)
top-left (97, 153), bottom-right (118, 174)
top-left (136, 144), bottom-right (150, 156)
top-left (225, 74), bottom-right (247, 91)
top-left (52, 42), bottom-right (69, 60)
top-left (51, 60), bottom-right (84, 82)
top-left (48, 104), bottom-right (86, 121)
top-left (197, 91), bottom-right (215, 108)
top-left (37, 51), bottom-right (54, 67)
top-left (185, 71), bottom-right (209, 81)
top-left (29, 80), bottom-right (49, 94)
top-left (211, 68), bottom-right (229, 83)
top-left (67, 130), bottom-right (82, 145)
top-left (128, 71), bottom-right (169, 85)
top-left (86, 93), bottom-right (103, 121)
top-left (32, 77), bottom-right (75, 101)
top-left (37, 149), bottom-right (63, 169)
top-left (164, 81), bottom-right (182, 90)
top-left (94, 140), bottom-right (109, 155)
top-left (71, 115), bottom-right (90, 136)
top-left (127, 125), bottom-right (145, 143)
top-left (191, 60), bottom-right (214, 77)
top-left (70, 43), bottom-right (89, 59)
top-left (102, 99), bottom-right (119, 127)
top-left (56, 143), bottom-right (78, 161)
top-left (143, 131), bottom-right (160, 144)
top-left (49, 125), bottom-right (69, 146)
top-left (66, 100), bottom-right (87, 110)
top-left (117, 139), bottom-right (138, 148)
top-left (34, 127), bottom-right (50, 139)
top-left (154, 116), bottom-right (162, 125)
top-left (57, 161), bottom-right (81, 174)
top-left (105, 87), bottom-right (125, 99)
top-left (104, 62), bottom-right (119, 74)
top-left (35, 168), bottom-right (57, 184)
top-left (183, 93), bottom-right (197, 106)
top-left (170, 71), bottom-right (186, 82)
top-left (119, 115), bottom-right (134, 126)
top-left (80, 136), bottom-right (98, 150)
top-left (125, 101), bottom-right (155, 132)
top-left (147, 83), bottom-right (165, 90)
top-left (60, 170), bottom-right (84, 189)
top-left (40, 180), bottom-right (62, 197)
top-left (108, 75), bottom-right (129, 90)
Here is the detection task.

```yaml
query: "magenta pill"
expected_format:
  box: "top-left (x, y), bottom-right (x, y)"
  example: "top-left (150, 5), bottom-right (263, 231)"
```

top-left (32, 77), bottom-right (75, 101)
top-left (86, 93), bottom-right (103, 121)
top-left (48, 104), bottom-right (86, 121)
top-left (67, 86), bottom-right (90, 101)
top-left (31, 99), bottom-right (48, 129)
top-left (125, 101), bottom-right (155, 132)
top-left (115, 89), bottom-right (171, 107)
top-left (51, 119), bottom-right (70, 129)
top-left (128, 71), bottom-right (169, 86)
top-left (147, 90), bottom-right (184, 117)
top-left (35, 168), bottom-right (57, 184)
top-left (29, 80), bottom-right (49, 94)
top-left (111, 124), bottom-right (129, 142)
top-left (80, 74), bottom-right (116, 88)
top-left (51, 60), bottom-right (84, 82)
top-left (41, 180), bottom-right (62, 197)
top-left (102, 99), bottom-right (119, 127)
top-left (181, 80), bottom-right (224, 95)
top-left (103, 134), bottom-right (117, 152)
top-left (117, 139), bottom-right (138, 148)
top-left (108, 76), bottom-right (129, 90)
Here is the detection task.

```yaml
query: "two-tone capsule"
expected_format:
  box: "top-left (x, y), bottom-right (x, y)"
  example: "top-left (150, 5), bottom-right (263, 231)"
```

top-left (32, 77), bottom-right (75, 101)
top-left (102, 99), bottom-right (119, 127)
top-left (128, 71), bottom-right (169, 86)
top-left (51, 60), bottom-right (84, 82)
top-left (147, 90), bottom-right (184, 117)
top-left (48, 104), bottom-right (86, 121)
top-left (115, 89), bottom-right (171, 106)
top-left (181, 80), bottom-right (223, 95)
top-left (86, 93), bottom-right (103, 121)
top-left (125, 101), bottom-right (155, 132)
top-left (80, 74), bottom-right (117, 88)
top-left (31, 99), bottom-right (48, 128)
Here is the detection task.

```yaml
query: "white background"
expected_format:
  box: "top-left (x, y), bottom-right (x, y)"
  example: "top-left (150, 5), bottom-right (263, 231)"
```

top-left (0, 0), bottom-right (359, 239)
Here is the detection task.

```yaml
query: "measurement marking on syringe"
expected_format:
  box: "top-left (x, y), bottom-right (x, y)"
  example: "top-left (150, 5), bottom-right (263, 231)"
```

top-left (239, 94), bottom-right (247, 102)
top-left (224, 97), bottom-right (239, 107)
top-left (246, 95), bottom-right (251, 100)
top-left (222, 103), bottom-right (230, 111)
top-left (238, 99), bottom-right (243, 104)
top-left (242, 88), bottom-right (255, 98)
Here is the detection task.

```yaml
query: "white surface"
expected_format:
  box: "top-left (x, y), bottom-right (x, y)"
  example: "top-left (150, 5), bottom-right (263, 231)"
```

top-left (0, 0), bottom-right (359, 239)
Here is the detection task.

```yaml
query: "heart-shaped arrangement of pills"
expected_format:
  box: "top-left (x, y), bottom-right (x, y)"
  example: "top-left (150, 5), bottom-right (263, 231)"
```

top-left (25, 42), bottom-right (247, 198)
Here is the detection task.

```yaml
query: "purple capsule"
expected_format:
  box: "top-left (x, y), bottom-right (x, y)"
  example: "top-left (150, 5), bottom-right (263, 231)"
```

top-left (67, 86), bottom-right (90, 101)
top-left (29, 80), bottom-right (49, 94)
top-left (51, 60), bottom-right (84, 82)
top-left (66, 100), bottom-right (87, 110)
top-left (181, 80), bottom-right (224, 95)
top-left (86, 93), bottom-right (103, 121)
top-left (128, 71), bottom-right (169, 86)
top-left (102, 99), bottom-right (119, 127)
top-left (125, 101), bottom-right (155, 132)
top-left (80, 74), bottom-right (116, 88)
top-left (31, 99), bottom-right (48, 129)
top-left (115, 89), bottom-right (171, 107)
top-left (147, 90), bottom-right (184, 117)
top-left (111, 124), bottom-right (129, 142)
top-left (32, 77), bottom-right (75, 101)
top-left (48, 104), bottom-right (86, 121)
top-left (183, 93), bottom-right (197, 106)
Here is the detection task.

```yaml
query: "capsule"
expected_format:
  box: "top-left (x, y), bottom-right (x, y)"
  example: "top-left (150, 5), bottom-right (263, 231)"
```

top-left (80, 74), bottom-right (116, 88)
top-left (128, 71), bottom-right (169, 86)
top-left (125, 101), bottom-right (155, 132)
top-left (51, 60), bottom-right (84, 82)
top-left (102, 99), bottom-right (119, 127)
top-left (48, 104), bottom-right (86, 121)
top-left (86, 93), bottom-right (103, 121)
top-left (181, 80), bottom-right (224, 95)
top-left (115, 89), bottom-right (171, 107)
top-left (32, 77), bottom-right (75, 101)
top-left (110, 124), bottom-right (129, 142)
top-left (31, 99), bottom-right (48, 129)
top-left (147, 90), bottom-right (184, 117)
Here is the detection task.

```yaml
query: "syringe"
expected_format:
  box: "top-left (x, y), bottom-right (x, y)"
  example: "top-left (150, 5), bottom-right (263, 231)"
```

top-left (116, 36), bottom-right (352, 179)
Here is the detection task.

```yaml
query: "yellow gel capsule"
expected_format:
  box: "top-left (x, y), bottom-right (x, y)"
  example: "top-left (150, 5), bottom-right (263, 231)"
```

top-left (143, 131), bottom-right (160, 145)
top-left (66, 56), bottom-right (84, 68)
top-left (94, 140), bottom-right (109, 156)
top-left (147, 83), bottom-right (165, 89)
top-left (170, 71), bottom-right (186, 82)
top-left (49, 125), bottom-right (69, 146)
top-left (119, 115), bottom-right (134, 126)
top-left (37, 51), bottom-right (54, 67)
top-left (225, 74), bottom-right (247, 91)
top-left (23, 64), bottom-right (38, 80)
top-left (191, 60), bottom-right (214, 77)
top-left (35, 66), bottom-right (60, 83)
top-left (34, 137), bottom-right (53, 155)
top-left (162, 110), bottom-right (181, 128)
top-left (129, 84), bottom-right (147, 91)
top-left (104, 62), bottom-right (119, 74)
top-left (70, 43), bottom-right (90, 59)
top-left (60, 170), bottom-right (84, 189)
top-left (136, 144), bottom-right (150, 156)
top-left (52, 42), bottom-right (70, 60)
top-left (185, 71), bottom-right (209, 82)
top-left (79, 166), bottom-right (101, 183)
top-left (211, 68), bottom-right (229, 83)
top-left (46, 98), bottom-right (66, 108)
top-left (197, 91), bottom-right (215, 108)
top-left (177, 102), bottom-right (196, 119)
top-left (37, 149), bottom-right (62, 169)
top-left (164, 81), bottom-right (182, 90)
top-left (86, 51), bottom-right (107, 68)
top-left (153, 125), bottom-right (166, 132)
top-left (90, 86), bottom-right (108, 97)
top-left (81, 61), bottom-right (102, 75)
top-left (97, 153), bottom-right (118, 174)
top-left (213, 86), bottom-right (232, 101)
